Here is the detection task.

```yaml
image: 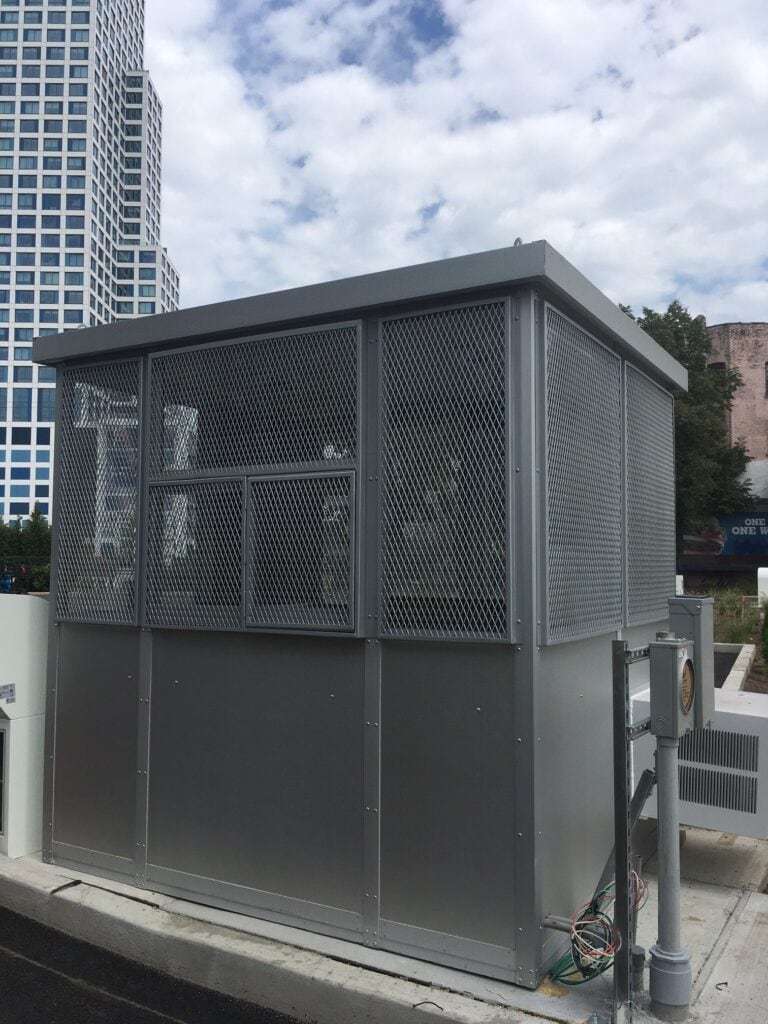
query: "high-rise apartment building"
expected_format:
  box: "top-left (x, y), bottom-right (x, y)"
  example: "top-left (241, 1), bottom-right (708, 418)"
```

top-left (0, 0), bottom-right (178, 520)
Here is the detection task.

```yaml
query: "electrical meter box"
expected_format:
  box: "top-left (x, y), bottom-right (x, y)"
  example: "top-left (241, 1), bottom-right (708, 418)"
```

top-left (649, 637), bottom-right (696, 740)
top-left (668, 597), bottom-right (715, 730)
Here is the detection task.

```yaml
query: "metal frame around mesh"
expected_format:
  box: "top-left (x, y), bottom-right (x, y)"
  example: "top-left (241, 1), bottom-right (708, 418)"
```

top-left (246, 473), bottom-right (354, 631)
top-left (545, 307), bottom-right (623, 642)
top-left (55, 361), bottom-right (141, 624)
top-left (148, 325), bottom-right (359, 477)
top-left (145, 480), bottom-right (243, 629)
top-left (626, 365), bottom-right (675, 624)
top-left (379, 301), bottom-right (507, 641)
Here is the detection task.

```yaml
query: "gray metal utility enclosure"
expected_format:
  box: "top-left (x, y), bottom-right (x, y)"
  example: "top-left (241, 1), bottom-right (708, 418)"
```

top-left (36, 241), bottom-right (686, 987)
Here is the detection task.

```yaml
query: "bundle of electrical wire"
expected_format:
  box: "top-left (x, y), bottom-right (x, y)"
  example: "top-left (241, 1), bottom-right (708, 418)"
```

top-left (550, 872), bottom-right (647, 986)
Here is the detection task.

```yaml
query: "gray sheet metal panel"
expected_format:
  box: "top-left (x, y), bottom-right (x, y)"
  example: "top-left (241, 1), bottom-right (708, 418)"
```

top-left (535, 625), bottom-right (666, 973)
top-left (51, 842), bottom-right (135, 882)
top-left (33, 242), bottom-right (686, 393)
top-left (146, 864), bottom-right (362, 941)
top-left (536, 633), bottom-right (618, 970)
top-left (147, 631), bottom-right (364, 914)
top-left (52, 624), bottom-right (140, 860)
top-left (379, 641), bottom-right (516, 949)
top-left (377, 920), bottom-right (516, 979)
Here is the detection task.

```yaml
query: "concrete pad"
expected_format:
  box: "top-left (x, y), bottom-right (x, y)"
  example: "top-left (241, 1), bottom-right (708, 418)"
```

top-left (694, 890), bottom-right (768, 1024)
top-left (0, 844), bottom-right (764, 1024)
top-left (642, 827), bottom-right (768, 892)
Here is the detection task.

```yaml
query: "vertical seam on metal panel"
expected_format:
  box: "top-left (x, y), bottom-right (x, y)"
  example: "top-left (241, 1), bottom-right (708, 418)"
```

top-left (137, 356), bottom-right (150, 627)
top-left (43, 367), bottom-right (66, 859)
top-left (505, 296), bottom-right (515, 643)
top-left (513, 287), bottom-right (539, 983)
top-left (134, 627), bottom-right (152, 885)
top-left (362, 639), bottom-right (382, 945)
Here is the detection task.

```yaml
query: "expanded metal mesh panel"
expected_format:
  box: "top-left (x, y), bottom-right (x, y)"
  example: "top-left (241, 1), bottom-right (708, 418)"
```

top-left (146, 480), bottom-right (243, 629)
top-left (545, 309), bottom-right (623, 641)
top-left (680, 727), bottom-right (759, 773)
top-left (679, 764), bottom-right (757, 815)
top-left (149, 327), bottom-right (358, 476)
top-left (380, 303), bottom-right (507, 640)
top-left (247, 474), bottom-right (353, 630)
top-left (56, 361), bottom-right (140, 624)
top-left (626, 367), bottom-right (675, 623)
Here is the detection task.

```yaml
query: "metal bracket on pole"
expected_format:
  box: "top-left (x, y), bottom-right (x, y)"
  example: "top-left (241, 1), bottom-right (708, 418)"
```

top-left (613, 640), bottom-right (633, 1024)
top-left (612, 641), bottom-right (656, 1024)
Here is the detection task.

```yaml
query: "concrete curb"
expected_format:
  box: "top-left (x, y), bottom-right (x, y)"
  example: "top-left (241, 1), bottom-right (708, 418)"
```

top-left (0, 855), bottom-right (542, 1024)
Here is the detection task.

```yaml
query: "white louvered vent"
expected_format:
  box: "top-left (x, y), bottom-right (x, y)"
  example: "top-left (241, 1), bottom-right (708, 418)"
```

top-left (632, 689), bottom-right (768, 840)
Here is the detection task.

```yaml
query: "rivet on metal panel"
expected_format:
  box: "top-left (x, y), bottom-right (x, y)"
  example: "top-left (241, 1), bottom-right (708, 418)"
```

top-left (329, 693), bottom-right (335, 699)
top-left (579, 693), bottom-right (584, 699)
top-left (373, 808), bottom-right (378, 814)
top-left (515, 466), bottom-right (520, 472)
top-left (518, 927), bottom-right (524, 934)
top-left (368, 477), bottom-right (373, 482)
top-left (374, 721), bottom-right (378, 727)
top-left (516, 618), bottom-right (522, 624)
top-left (475, 706), bottom-right (482, 712)
top-left (516, 737), bottom-right (522, 743)
top-left (518, 832), bottom-right (523, 838)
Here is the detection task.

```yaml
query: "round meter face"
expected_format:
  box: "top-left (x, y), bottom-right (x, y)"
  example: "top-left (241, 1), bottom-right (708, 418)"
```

top-left (680, 658), bottom-right (695, 715)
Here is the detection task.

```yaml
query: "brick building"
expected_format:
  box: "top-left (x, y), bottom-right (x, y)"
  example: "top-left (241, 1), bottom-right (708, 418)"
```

top-left (709, 322), bottom-right (768, 501)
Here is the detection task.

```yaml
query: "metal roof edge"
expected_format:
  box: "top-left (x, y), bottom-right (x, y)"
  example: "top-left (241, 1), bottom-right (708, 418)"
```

top-left (33, 242), bottom-right (548, 365)
top-left (32, 239), bottom-right (687, 392)
top-left (541, 242), bottom-right (688, 392)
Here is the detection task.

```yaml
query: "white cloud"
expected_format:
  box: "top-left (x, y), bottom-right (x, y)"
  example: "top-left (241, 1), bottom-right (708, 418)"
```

top-left (145, 0), bottom-right (768, 323)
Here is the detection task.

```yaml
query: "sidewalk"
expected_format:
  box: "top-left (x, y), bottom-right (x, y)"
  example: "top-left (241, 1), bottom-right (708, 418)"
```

top-left (0, 829), bottom-right (766, 1024)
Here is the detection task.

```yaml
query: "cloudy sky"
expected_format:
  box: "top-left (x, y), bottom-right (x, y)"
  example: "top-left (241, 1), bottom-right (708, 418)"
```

top-left (145, 0), bottom-right (767, 325)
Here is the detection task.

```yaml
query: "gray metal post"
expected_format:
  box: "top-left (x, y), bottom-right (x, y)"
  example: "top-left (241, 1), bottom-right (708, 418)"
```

top-left (649, 736), bottom-right (692, 1021)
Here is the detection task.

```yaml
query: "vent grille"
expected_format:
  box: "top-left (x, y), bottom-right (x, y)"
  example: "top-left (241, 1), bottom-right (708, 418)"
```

top-left (247, 474), bottom-right (354, 631)
top-left (56, 361), bottom-right (140, 624)
top-left (679, 765), bottom-right (758, 815)
top-left (380, 303), bottom-right (507, 640)
top-left (146, 480), bottom-right (243, 629)
top-left (545, 308), bottom-right (623, 641)
top-left (626, 367), bottom-right (675, 623)
top-left (149, 327), bottom-right (358, 476)
top-left (680, 727), bottom-right (759, 773)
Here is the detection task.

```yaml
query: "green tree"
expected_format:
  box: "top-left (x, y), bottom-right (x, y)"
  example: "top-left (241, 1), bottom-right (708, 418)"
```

top-left (623, 300), bottom-right (753, 549)
top-left (21, 502), bottom-right (52, 559)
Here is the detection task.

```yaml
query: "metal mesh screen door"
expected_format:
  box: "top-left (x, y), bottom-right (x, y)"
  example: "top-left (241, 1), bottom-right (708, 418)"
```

top-left (56, 361), bottom-right (140, 624)
top-left (545, 308), bottom-right (623, 641)
top-left (380, 302), bottom-right (507, 640)
top-left (626, 366), bottom-right (675, 623)
top-left (148, 326), bottom-right (358, 476)
top-left (247, 473), bottom-right (354, 630)
top-left (146, 480), bottom-right (243, 629)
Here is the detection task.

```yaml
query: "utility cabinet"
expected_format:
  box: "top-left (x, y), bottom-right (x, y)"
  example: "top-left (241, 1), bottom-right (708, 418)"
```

top-left (35, 241), bottom-right (686, 986)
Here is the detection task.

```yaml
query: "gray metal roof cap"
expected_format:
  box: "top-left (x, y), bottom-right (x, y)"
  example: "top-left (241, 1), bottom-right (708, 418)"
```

top-left (33, 240), bottom-right (687, 391)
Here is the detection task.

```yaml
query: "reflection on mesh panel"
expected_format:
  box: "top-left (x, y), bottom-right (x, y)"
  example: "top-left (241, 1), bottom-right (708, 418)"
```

top-left (626, 367), bottom-right (675, 623)
top-left (380, 303), bottom-right (507, 640)
top-left (247, 475), bottom-right (353, 630)
top-left (146, 481), bottom-right (243, 628)
top-left (149, 327), bottom-right (358, 476)
top-left (546, 309), bottom-right (623, 641)
top-left (56, 362), bottom-right (140, 624)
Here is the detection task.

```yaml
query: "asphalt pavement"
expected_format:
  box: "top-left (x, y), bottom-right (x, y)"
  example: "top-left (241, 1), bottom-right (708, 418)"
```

top-left (0, 905), bottom-right (301, 1024)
